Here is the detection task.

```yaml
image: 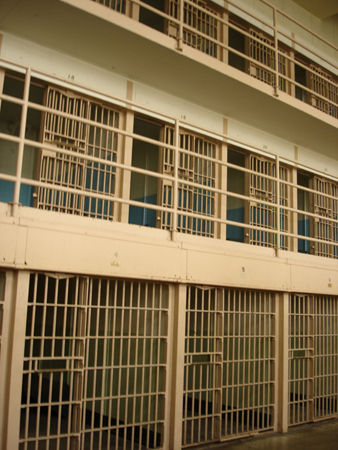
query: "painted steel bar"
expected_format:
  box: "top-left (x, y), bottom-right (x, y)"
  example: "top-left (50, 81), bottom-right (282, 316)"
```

top-left (12, 67), bottom-right (31, 216)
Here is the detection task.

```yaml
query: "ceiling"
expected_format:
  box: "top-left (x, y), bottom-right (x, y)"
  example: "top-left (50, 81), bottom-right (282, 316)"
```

top-left (292, 0), bottom-right (338, 19)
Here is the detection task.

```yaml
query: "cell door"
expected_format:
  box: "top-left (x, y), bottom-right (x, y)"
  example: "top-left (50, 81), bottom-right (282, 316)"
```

top-left (37, 87), bottom-right (89, 214)
top-left (38, 88), bottom-right (119, 219)
top-left (314, 177), bottom-right (336, 258)
top-left (249, 155), bottom-right (277, 247)
top-left (182, 287), bottom-right (222, 447)
top-left (161, 126), bottom-right (216, 237)
top-left (82, 279), bottom-right (169, 450)
top-left (313, 296), bottom-right (338, 420)
top-left (20, 275), bottom-right (169, 450)
top-left (20, 274), bottom-right (87, 450)
top-left (183, 287), bottom-right (276, 447)
top-left (222, 290), bottom-right (275, 438)
top-left (288, 294), bottom-right (314, 426)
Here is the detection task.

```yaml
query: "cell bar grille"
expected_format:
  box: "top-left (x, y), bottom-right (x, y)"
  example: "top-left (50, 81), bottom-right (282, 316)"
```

top-left (19, 274), bottom-right (169, 450)
top-left (183, 286), bottom-right (222, 447)
top-left (182, 287), bottom-right (276, 447)
top-left (20, 273), bottom-right (87, 450)
top-left (222, 290), bottom-right (275, 438)
top-left (249, 30), bottom-right (287, 91)
top-left (310, 65), bottom-right (338, 118)
top-left (162, 128), bottom-right (216, 237)
top-left (169, 0), bottom-right (219, 57)
top-left (288, 295), bottom-right (314, 426)
top-left (249, 155), bottom-right (277, 248)
top-left (38, 88), bottom-right (89, 214)
top-left (84, 103), bottom-right (119, 220)
top-left (38, 88), bottom-right (119, 219)
top-left (314, 296), bottom-right (338, 419)
top-left (82, 279), bottom-right (168, 450)
top-left (314, 177), bottom-right (338, 259)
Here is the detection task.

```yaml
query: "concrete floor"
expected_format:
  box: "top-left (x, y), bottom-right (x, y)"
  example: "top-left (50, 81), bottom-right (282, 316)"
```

top-left (199, 419), bottom-right (338, 450)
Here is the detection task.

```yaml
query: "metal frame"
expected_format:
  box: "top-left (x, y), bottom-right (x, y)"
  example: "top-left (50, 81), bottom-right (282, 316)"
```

top-left (0, 60), bottom-right (338, 258)
top-left (182, 287), bottom-right (276, 447)
top-left (19, 274), bottom-right (170, 450)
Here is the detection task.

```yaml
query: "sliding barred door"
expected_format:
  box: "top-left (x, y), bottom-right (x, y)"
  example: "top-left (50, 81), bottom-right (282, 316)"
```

top-left (161, 127), bottom-right (216, 237)
top-left (20, 274), bottom-right (169, 450)
top-left (20, 274), bottom-right (88, 450)
top-left (83, 279), bottom-right (169, 450)
top-left (84, 103), bottom-right (119, 220)
top-left (249, 155), bottom-right (277, 247)
top-left (222, 290), bottom-right (275, 438)
top-left (288, 295), bottom-right (314, 426)
top-left (182, 287), bottom-right (222, 446)
top-left (38, 88), bottom-right (89, 214)
top-left (314, 177), bottom-right (338, 258)
top-left (314, 296), bottom-right (338, 419)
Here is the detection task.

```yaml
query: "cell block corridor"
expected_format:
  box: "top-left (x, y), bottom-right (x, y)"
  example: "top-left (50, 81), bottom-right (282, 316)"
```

top-left (162, 127), bottom-right (216, 237)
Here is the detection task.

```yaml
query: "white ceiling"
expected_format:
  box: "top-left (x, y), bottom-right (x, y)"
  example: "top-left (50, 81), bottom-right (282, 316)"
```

top-left (292, 0), bottom-right (338, 19)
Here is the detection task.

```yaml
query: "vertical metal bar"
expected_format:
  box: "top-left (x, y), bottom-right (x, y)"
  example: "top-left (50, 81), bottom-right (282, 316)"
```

top-left (171, 118), bottom-right (180, 240)
top-left (273, 7), bottom-right (279, 96)
top-left (170, 284), bottom-right (186, 450)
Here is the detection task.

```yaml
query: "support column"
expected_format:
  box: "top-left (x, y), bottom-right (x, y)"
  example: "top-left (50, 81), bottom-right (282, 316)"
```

top-left (169, 284), bottom-right (186, 450)
top-left (276, 292), bottom-right (289, 433)
top-left (0, 271), bottom-right (30, 450)
top-left (118, 81), bottom-right (134, 223)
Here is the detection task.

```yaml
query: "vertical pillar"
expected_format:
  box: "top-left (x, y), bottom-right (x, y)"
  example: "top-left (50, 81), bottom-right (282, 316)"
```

top-left (169, 284), bottom-right (186, 450)
top-left (220, 3), bottom-right (229, 64)
top-left (0, 271), bottom-right (30, 450)
top-left (276, 292), bottom-right (289, 433)
top-left (276, 155), bottom-right (280, 256)
top-left (244, 154), bottom-right (251, 244)
top-left (118, 81), bottom-right (134, 223)
top-left (291, 151), bottom-right (298, 253)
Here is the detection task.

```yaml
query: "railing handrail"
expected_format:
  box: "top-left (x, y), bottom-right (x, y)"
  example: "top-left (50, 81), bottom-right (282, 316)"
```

top-left (1, 56), bottom-right (337, 180)
top-left (1, 57), bottom-right (338, 256)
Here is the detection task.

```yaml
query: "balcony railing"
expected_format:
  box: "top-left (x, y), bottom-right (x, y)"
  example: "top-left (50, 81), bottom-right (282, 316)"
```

top-left (90, 0), bottom-right (338, 119)
top-left (0, 58), bottom-right (338, 259)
